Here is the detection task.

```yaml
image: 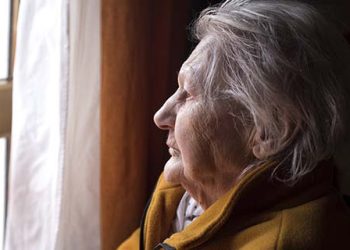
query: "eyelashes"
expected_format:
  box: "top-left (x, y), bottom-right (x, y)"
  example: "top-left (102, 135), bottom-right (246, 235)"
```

top-left (174, 86), bottom-right (197, 107)
top-left (178, 89), bottom-right (193, 102)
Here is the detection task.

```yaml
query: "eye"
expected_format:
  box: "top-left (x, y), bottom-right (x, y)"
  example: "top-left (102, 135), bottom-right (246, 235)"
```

top-left (185, 91), bottom-right (194, 101)
top-left (179, 89), bottom-right (193, 101)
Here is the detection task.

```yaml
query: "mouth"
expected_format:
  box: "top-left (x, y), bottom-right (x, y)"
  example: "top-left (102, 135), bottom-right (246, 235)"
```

top-left (168, 147), bottom-right (180, 156)
top-left (166, 137), bottom-right (180, 156)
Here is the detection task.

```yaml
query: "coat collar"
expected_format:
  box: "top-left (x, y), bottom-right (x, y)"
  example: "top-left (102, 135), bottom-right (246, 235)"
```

top-left (145, 160), bottom-right (334, 249)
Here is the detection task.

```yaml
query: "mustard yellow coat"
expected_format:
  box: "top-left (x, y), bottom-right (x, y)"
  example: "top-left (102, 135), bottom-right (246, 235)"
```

top-left (118, 161), bottom-right (350, 249)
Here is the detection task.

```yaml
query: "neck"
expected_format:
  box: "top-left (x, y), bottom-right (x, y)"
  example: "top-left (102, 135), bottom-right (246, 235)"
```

top-left (181, 170), bottom-right (241, 209)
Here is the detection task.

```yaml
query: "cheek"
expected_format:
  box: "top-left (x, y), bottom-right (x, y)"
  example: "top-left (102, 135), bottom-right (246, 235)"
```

top-left (175, 107), bottom-right (215, 179)
top-left (175, 102), bottom-right (251, 182)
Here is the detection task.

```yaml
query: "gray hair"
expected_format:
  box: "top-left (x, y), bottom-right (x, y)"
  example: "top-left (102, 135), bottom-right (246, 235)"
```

top-left (192, 0), bottom-right (350, 184)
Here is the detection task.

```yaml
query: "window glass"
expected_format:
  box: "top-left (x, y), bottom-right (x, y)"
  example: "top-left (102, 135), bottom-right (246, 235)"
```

top-left (0, 0), bottom-right (11, 80)
top-left (0, 137), bottom-right (6, 248)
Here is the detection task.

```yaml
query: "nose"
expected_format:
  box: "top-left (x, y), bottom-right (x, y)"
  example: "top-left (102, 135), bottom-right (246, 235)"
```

top-left (153, 97), bottom-right (176, 130)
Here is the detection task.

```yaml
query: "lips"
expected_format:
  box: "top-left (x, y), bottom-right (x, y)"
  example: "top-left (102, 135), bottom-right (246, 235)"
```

top-left (166, 136), bottom-right (180, 155)
top-left (166, 136), bottom-right (178, 149)
top-left (168, 147), bottom-right (180, 156)
top-left (167, 143), bottom-right (179, 150)
top-left (167, 144), bottom-right (180, 153)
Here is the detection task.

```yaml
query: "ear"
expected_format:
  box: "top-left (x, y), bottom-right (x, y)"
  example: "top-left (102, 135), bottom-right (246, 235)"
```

top-left (251, 128), bottom-right (275, 159)
top-left (252, 140), bottom-right (276, 160)
top-left (251, 119), bottom-right (300, 160)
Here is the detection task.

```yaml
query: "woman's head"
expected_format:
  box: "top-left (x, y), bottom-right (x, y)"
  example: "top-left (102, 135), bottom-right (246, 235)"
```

top-left (154, 0), bottom-right (350, 197)
top-left (154, 38), bottom-right (252, 207)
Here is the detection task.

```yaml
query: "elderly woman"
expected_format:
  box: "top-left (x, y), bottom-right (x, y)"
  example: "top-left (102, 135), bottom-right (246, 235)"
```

top-left (119, 0), bottom-right (350, 249)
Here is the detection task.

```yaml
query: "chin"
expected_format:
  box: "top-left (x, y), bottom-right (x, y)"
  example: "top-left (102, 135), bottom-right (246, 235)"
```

top-left (163, 156), bottom-right (184, 184)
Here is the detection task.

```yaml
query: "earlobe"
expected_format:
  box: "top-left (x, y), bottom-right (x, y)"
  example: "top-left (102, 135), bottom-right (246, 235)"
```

top-left (252, 140), bottom-right (275, 159)
top-left (250, 126), bottom-right (266, 159)
top-left (250, 126), bottom-right (279, 159)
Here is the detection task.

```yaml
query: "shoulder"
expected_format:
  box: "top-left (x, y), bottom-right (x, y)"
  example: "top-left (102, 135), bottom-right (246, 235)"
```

top-left (202, 190), bottom-right (350, 250)
top-left (276, 190), bottom-right (350, 249)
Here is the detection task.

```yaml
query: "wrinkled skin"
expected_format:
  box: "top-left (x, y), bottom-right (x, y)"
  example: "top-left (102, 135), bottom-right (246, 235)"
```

top-left (153, 40), bottom-right (252, 209)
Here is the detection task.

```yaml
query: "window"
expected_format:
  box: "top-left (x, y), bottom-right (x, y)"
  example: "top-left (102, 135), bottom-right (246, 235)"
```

top-left (0, 0), bottom-right (19, 247)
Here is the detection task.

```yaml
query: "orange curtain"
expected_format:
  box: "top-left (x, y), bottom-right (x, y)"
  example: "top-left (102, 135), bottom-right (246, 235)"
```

top-left (100, 1), bottom-right (190, 249)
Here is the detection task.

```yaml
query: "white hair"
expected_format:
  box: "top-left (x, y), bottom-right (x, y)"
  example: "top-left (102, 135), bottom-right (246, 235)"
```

top-left (192, 0), bottom-right (350, 184)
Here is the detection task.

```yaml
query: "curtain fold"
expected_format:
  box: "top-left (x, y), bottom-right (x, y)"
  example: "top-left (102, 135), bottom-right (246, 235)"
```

top-left (55, 0), bottom-right (101, 249)
top-left (100, 1), bottom-right (150, 248)
top-left (5, 0), bottom-right (101, 249)
top-left (5, 1), bottom-right (69, 248)
top-left (100, 0), bottom-right (190, 249)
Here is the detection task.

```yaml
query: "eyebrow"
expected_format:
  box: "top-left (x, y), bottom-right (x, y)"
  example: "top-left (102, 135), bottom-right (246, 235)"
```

top-left (177, 65), bottom-right (196, 89)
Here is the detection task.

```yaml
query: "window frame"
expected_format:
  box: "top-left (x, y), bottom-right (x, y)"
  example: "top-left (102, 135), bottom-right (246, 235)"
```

top-left (0, 0), bottom-right (19, 245)
top-left (0, 83), bottom-right (12, 138)
top-left (0, 0), bottom-right (19, 137)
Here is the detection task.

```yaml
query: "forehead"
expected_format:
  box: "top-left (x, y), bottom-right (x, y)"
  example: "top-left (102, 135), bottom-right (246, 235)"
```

top-left (185, 40), bottom-right (209, 68)
top-left (178, 40), bottom-right (210, 84)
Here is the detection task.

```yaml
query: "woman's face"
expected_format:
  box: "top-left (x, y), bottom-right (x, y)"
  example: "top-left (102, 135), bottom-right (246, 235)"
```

top-left (154, 40), bottom-right (250, 191)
